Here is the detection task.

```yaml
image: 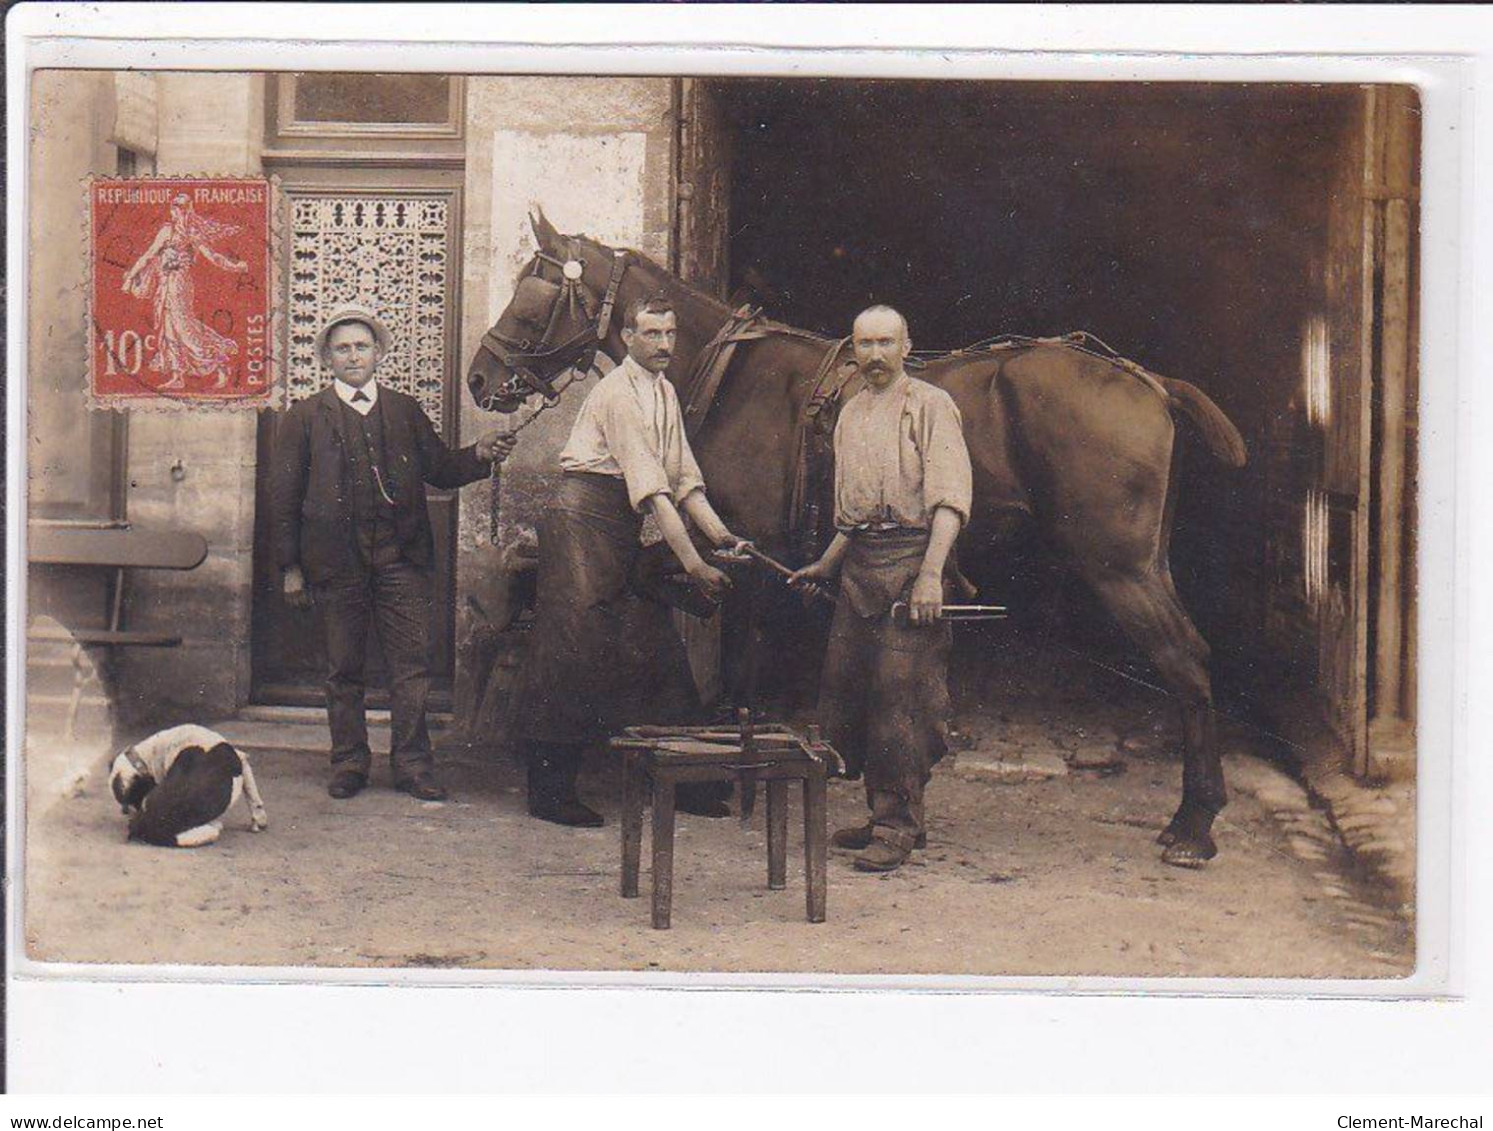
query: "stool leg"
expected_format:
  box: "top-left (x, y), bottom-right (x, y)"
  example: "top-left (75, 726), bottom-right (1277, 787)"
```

top-left (804, 768), bottom-right (827, 923)
top-left (621, 750), bottom-right (644, 899)
top-left (766, 778), bottom-right (788, 890)
top-left (651, 771), bottom-right (677, 929)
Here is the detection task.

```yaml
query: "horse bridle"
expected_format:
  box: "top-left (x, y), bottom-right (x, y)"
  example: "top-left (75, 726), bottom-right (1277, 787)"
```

top-left (479, 245), bottom-right (629, 402)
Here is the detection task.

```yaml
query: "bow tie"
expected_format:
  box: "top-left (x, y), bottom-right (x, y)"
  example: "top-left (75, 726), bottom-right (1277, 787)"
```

top-left (351, 390), bottom-right (370, 404)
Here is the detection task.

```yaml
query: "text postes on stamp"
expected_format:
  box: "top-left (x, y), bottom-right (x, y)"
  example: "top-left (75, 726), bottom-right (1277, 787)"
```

top-left (88, 177), bottom-right (280, 410)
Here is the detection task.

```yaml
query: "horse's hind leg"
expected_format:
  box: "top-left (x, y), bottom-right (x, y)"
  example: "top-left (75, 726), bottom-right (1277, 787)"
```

top-left (1082, 568), bottom-right (1225, 868)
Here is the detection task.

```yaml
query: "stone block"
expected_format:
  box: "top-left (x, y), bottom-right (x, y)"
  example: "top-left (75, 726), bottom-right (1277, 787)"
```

top-left (114, 641), bottom-right (243, 727)
top-left (467, 76), bottom-right (671, 137)
top-left (156, 74), bottom-right (261, 174)
top-left (126, 487), bottom-right (248, 547)
top-left (123, 552), bottom-right (252, 638)
top-left (956, 749), bottom-right (1069, 783)
top-left (26, 691), bottom-right (114, 747)
top-left (127, 413), bottom-right (257, 468)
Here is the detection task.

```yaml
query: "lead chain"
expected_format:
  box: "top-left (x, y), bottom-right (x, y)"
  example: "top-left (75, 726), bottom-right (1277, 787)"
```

top-left (486, 363), bottom-right (592, 544)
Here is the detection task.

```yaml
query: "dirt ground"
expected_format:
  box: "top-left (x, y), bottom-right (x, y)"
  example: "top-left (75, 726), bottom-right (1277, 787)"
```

top-left (21, 633), bottom-right (1413, 980)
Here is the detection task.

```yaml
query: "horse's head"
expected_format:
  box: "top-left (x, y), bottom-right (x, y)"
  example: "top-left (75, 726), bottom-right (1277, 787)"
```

top-left (467, 208), bottom-right (630, 416)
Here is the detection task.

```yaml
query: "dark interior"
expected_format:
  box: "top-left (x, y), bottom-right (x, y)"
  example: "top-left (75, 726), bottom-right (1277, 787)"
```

top-left (721, 78), bottom-right (1357, 707)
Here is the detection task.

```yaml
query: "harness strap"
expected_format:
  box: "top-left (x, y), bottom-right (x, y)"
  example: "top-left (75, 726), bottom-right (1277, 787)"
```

top-left (680, 304), bottom-right (771, 437)
top-left (594, 250), bottom-right (628, 350)
top-left (803, 335), bottom-right (857, 420)
top-left (936, 330), bottom-right (1168, 402)
top-left (787, 336), bottom-right (859, 558)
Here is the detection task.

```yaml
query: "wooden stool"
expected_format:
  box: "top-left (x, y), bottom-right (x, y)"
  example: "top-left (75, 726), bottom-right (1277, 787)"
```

top-left (610, 715), bottom-right (834, 929)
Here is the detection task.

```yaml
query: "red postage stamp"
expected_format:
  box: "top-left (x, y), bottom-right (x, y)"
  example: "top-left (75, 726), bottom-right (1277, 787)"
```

top-left (88, 177), bottom-right (280, 409)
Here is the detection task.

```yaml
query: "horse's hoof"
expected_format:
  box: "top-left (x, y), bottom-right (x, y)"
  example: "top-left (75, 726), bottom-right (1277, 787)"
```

top-left (1161, 838), bottom-right (1217, 870)
top-left (1158, 803), bottom-right (1215, 848)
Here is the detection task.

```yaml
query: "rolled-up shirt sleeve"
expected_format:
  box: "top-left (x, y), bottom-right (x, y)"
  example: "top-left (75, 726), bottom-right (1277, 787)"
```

top-left (918, 393), bottom-right (973, 526)
top-left (671, 425), bottom-right (707, 504)
top-left (597, 391), bottom-right (673, 511)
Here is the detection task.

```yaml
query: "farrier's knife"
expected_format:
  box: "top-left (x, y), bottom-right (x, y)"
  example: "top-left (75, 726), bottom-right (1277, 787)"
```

top-left (890, 601), bottom-right (1008, 627)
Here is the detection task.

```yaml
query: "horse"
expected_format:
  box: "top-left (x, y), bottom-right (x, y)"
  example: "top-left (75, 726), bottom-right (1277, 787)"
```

top-left (467, 210), bottom-right (1247, 869)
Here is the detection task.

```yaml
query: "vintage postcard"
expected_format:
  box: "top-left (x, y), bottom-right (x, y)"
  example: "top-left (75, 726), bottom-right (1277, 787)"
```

top-left (7, 3), bottom-right (1490, 1105)
top-left (17, 62), bottom-right (1430, 986)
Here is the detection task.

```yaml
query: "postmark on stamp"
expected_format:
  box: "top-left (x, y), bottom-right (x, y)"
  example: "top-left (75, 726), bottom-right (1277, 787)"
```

top-left (88, 176), bottom-right (280, 410)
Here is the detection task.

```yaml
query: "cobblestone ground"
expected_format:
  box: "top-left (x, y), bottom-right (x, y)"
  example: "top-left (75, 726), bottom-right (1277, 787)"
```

top-left (22, 632), bottom-right (1413, 980)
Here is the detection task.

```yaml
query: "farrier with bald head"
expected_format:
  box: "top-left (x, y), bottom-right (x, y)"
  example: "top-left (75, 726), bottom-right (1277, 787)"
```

top-left (791, 305), bottom-right (972, 872)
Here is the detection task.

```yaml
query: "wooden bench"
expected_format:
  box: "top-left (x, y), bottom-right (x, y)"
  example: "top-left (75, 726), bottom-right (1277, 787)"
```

top-left (27, 523), bottom-right (209, 736)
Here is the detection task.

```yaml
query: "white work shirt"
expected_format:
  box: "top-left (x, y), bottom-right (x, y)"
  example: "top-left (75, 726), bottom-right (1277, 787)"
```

top-left (559, 355), bottom-right (707, 512)
top-left (833, 372), bottom-right (973, 531)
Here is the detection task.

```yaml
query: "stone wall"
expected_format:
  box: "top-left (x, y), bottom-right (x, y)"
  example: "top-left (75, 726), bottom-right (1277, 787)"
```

top-left (453, 76), bottom-right (677, 719)
top-left (110, 74), bottom-right (266, 727)
top-left (26, 70), bottom-right (121, 752)
top-left (28, 71), bottom-right (682, 733)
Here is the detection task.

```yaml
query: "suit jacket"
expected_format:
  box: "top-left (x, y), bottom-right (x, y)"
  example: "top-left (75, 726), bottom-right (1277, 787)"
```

top-left (270, 385), bottom-right (491, 583)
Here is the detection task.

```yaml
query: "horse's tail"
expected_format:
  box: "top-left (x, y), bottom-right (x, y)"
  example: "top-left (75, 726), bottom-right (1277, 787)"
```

top-left (1160, 377), bottom-right (1247, 467)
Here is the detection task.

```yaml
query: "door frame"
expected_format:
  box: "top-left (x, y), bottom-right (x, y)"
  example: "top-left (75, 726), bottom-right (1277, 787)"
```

top-left (249, 164), bottom-right (467, 708)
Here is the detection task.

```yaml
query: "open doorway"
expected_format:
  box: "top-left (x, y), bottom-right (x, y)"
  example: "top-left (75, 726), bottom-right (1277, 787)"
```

top-left (704, 79), bottom-right (1365, 711)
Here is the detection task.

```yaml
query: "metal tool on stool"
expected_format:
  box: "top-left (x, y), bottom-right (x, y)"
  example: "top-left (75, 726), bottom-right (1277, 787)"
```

top-left (609, 711), bottom-right (839, 929)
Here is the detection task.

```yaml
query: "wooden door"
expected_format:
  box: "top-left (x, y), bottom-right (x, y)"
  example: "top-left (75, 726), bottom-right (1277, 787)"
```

top-left (677, 78), bottom-right (732, 298)
top-left (1261, 85), bottom-right (1418, 778)
top-left (251, 187), bottom-right (463, 707)
top-left (672, 78), bottom-right (734, 702)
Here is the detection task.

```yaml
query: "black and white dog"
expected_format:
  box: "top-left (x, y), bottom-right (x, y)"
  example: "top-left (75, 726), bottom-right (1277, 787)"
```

top-left (110, 724), bottom-right (268, 847)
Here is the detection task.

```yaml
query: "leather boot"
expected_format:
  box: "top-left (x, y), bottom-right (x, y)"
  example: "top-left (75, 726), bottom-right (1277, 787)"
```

top-left (854, 828), bottom-right (917, 873)
top-left (832, 822), bottom-right (926, 850)
top-left (526, 743), bottom-right (603, 828)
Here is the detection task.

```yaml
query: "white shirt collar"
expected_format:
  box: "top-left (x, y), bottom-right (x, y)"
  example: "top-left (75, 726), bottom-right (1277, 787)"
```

top-left (333, 378), bottom-right (380, 415)
top-left (620, 355), bottom-right (663, 384)
top-left (864, 371), bottom-right (911, 397)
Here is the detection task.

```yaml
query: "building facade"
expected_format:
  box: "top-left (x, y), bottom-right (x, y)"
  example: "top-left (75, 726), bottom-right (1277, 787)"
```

top-left (24, 71), bottom-right (1418, 793)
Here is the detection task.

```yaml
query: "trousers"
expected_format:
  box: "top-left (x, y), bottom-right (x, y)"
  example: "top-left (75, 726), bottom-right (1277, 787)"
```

top-left (314, 543), bottom-right (435, 780)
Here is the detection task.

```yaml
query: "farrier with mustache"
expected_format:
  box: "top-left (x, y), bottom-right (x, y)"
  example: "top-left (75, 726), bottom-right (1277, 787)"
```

top-left (510, 293), bottom-right (750, 826)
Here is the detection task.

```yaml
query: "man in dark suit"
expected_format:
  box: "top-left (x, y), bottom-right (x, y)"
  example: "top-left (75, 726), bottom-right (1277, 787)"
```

top-left (270, 304), bottom-right (515, 801)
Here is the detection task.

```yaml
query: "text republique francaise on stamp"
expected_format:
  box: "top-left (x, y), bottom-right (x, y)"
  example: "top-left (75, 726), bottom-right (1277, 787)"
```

top-left (88, 176), bottom-right (280, 411)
